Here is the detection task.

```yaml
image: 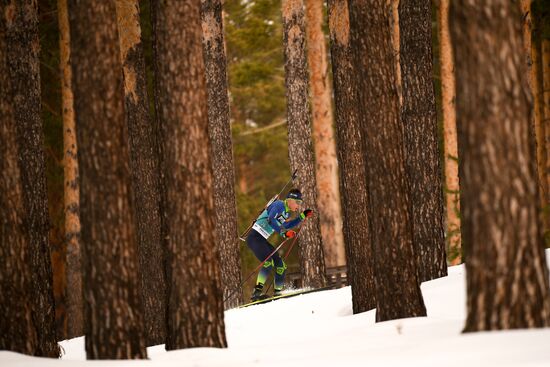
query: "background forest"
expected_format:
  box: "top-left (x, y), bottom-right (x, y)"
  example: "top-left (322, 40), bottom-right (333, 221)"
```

top-left (19, 0), bottom-right (550, 344)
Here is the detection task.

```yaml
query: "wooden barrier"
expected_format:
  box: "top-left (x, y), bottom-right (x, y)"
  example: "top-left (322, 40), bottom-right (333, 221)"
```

top-left (286, 265), bottom-right (349, 289)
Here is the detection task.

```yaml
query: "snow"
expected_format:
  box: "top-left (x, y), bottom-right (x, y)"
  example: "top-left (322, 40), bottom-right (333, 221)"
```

top-left (3, 260), bottom-right (550, 366)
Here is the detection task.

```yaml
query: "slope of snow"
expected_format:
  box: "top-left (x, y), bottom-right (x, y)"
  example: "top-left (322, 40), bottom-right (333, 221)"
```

top-left (2, 262), bottom-right (550, 366)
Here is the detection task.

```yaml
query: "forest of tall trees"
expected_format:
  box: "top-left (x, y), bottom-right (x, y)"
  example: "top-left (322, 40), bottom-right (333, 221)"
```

top-left (1, 0), bottom-right (550, 360)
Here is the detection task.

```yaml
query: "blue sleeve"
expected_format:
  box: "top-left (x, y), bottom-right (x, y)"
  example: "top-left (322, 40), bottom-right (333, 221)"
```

top-left (281, 216), bottom-right (302, 230)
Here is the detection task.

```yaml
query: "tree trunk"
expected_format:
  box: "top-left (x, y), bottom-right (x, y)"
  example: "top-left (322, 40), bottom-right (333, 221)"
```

top-left (304, 0), bottom-right (345, 268)
top-left (0, 7), bottom-right (38, 354)
top-left (115, 0), bottom-right (166, 346)
top-left (390, 0), bottom-right (402, 105)
top-left (327, 0), bottom-right (376, 313)
top-left (524, 0), bottom-right (549, 237)
top-left (450, 0), bottom-right (550, 331)
top-left (543, 38), bottom-right (550, 227)
top-left (436, 0), bottom-right (462, 265)
top-left (5, 0), bottom-right (60, 357)
top-left (152, 0), bottom-right (227, 350)
top-left (348, 0), bottom-right (426, 322)
top-left (58, 0), bottom-right (83, 340)
top-left (399, 0), bottom-right (447, 282)
top-left (67, 0), bottom-right (147, 358)
top-left (282, 0), bottom-right (327, 289)
top-left (201, 0), bottom-right (242, 309)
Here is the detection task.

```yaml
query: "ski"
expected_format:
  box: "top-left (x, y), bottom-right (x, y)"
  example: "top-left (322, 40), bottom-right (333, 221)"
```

top-left (238, 286), bottom-right (331, 308)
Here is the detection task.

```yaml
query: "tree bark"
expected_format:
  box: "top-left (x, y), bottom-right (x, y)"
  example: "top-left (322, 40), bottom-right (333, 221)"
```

top-left (0, 5), bottom-right (37, 354)
top-left (390, 0), bottom-right (402, 105)
top-left (58, 0), bottom-right (83, 340)
top-left (152, 0), bottom-right (227, 350)
top-left (5, 0), bottom-right (60, 357)
top-left (543, 38), bottom-right (550, 225)
top-left (115, 0), bottom-right (166, 346)
top-left (68, 0), bottom-right (147, 358)
top-left (327, 0), bottom-right (376, 313)
top-left (282, 0), bottom-right (327, 289)
top-left (348, 0), bottom-right (426, 322)
top-left (436, 0), bottom-right (462, 265)
top-left (201, 0), bottom-right (242, 309)
top-left (399, 0), bottom-right (447, 282)
top-left (450, 0), bottom-right (550, 331)
top-left (304, 0), bottom-right (345, 268)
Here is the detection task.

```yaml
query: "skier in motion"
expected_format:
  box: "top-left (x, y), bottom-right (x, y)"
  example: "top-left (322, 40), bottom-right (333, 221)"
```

top-left (246, 188), bottom-right (313, 301)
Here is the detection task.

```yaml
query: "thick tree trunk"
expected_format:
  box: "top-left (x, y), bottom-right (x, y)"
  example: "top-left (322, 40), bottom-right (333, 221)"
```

top-left (348, 0), bottom-right (426, 322)
top-left (282, 0), bottom-right (327, 289)
top-left (327, 0), bottom-right (375, 313)
top-left (450, 0), bottom-right (550, 331)
top-left (152, 0), bottom-right (227, 350)
top-left (436, 0), bottom-right (461, 265)
top-left (399, 0), bottom-right (447, 282)
top-left (5, 0), bottom-right (60, 357)
top-left (0, 7), bottom-right (38, 354)
top-left (115, 0), bottom-right (166, 346)
top-left (201, 0), bottom-right (242, 309)
top-left (304, 0), bottom-right (345, 268)
top-left (68, 0), bottom-right (147, 358)
top-left (58, 0), bottom-right (83, 340)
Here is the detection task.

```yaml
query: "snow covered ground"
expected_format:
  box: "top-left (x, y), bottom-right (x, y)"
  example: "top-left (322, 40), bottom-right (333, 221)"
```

top-left (2, 260), bottom-right (550, 366)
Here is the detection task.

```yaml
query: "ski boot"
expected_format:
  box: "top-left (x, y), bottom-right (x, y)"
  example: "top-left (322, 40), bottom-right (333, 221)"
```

top-left (273, 288), bottom-right (283, 297)
top-left (251, 284), bottom-right (264, 301)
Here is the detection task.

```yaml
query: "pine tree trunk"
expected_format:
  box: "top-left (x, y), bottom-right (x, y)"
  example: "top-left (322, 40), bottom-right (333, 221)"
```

top-left (152, 0), bottom-right (227, 350)
top-left (327, 0), bottom-right (376, 313)
top-left (115, 0), bottom-right (166, 346)
top-left (201, 0), bottom-right (242, 309)
top-left (67, 0), bottom-right (147, 358)
top-left (436, 0), bottom-right (462, 265)
top-left (0, 7), bottom-right (38, 354)
top-left (450, 0), bottom-right (550, 331)
top-left (282, 0), bottom-right (327, 289)
top-left (5, 0), bottom-right (60, 357)
top-left (58, 0), bottom-right (83, 340)
top-left (304, 0), bottom-right (345, 268)
top-left (348, 0), bottom-right (426, 322)
top-left (399, 0), bottom-right (447, 282)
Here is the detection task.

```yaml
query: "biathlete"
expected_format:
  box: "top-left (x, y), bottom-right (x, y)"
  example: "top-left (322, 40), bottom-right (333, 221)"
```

top-left (246, 188), bottom-right (313, 301)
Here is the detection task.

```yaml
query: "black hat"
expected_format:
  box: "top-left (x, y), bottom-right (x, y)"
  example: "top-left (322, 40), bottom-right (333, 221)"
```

top-left (286, 189), bottom-right (303, 201)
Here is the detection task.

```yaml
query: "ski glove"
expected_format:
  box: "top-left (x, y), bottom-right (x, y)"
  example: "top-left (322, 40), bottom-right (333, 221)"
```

top-left (284, 230), bottom-right (296, 238)
top-left (300, 209), bottom-right (313, 220)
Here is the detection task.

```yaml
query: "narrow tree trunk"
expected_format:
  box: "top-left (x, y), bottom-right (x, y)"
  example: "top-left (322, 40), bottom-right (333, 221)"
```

top-left (201, 0), bottom-right (242, 309)
top-left (115, 0), bottom-right (166, 346)
top-left (327, 0), bottom-right (375, 313)
top-left (282, 0), bottom-right (327, 289)
top-left (68, 0), bottom-right (147, 358)
top-left (6, 0), bottom-right (60, 357)
top-left (450, 0), bottom-right (550, 331)
top-left (390, 0), bottom-right (402, 105)
top-left (58, 0), bottom-right (83, 340)
top-left (543, 38), bottom-right (550, 227)
top-left (304, 0), bottom-right (345, 268)
top-left (399, 0), bottom-right (447, 282)
top-left (152, 0), bottom-right (227, 350)
top-left (527, 0), bottom-right (550, 238)
top-left (0, 7), bottom-right (38, 353)
top-left (436, 0), bottom-right (461, 265)
top-left (348, 0), bottom-right (426, 322)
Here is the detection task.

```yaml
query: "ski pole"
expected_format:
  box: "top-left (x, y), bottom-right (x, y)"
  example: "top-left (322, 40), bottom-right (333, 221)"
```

top-left (223, 235), bottom-right (293, 303)
top-left (238, 169), bottom-right (298, 241)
